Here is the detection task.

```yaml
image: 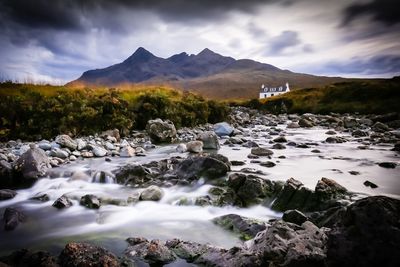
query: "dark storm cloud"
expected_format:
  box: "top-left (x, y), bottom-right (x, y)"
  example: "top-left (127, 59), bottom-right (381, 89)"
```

top-left (319, 55), bottom-right (400, 76)
top-left (342, 0), bottom-right (400, 26)
top-left (0, 0), bottom-right (280, 31)
top-left (0, 0), bottom-right (81, 30)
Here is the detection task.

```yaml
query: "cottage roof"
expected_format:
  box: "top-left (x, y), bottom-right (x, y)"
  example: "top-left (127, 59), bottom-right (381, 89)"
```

top-left (260, 85), bottom-right (288, 93)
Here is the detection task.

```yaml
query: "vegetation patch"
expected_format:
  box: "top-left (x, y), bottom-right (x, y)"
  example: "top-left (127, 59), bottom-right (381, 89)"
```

top-left (0, 83), bottom-right (229, 141)
top-left (244, 78), bottom-right (400, 114)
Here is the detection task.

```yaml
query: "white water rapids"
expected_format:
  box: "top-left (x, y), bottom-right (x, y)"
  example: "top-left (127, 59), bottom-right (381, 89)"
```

top-left (0, 125), bottom-right (399, 256)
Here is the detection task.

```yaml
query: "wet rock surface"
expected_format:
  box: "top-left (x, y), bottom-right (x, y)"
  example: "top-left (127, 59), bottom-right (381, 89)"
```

top-left (59, 242), bottom-right (119, 267)
top-left (326, 196), bottom-right (400, 267)
top-left (146, 118), bottom-right (177, 143)
top-left (0, 108), bottom-right (399, 266)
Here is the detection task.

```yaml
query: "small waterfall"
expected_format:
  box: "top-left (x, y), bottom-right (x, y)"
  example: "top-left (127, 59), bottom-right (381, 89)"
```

top-left (92, 171), bottom-right (115, 184)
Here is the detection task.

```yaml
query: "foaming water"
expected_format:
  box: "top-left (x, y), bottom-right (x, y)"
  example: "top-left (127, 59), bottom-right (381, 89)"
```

top-left (0, 125), bottom-right (398, 256)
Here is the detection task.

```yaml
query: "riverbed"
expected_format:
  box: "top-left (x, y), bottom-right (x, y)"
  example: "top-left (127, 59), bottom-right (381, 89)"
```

top-left (0, 123), bottom-right (399, 257)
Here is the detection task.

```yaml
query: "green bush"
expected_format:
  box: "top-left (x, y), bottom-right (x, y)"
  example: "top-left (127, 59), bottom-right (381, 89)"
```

top-left (243, 78), bottom-right (400, 115)
top-left (0, 83), bottom-right (229, 141)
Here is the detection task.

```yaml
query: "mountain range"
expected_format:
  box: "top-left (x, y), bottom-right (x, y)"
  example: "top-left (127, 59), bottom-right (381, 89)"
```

top-left (69, 47), bottom-right (348, 99)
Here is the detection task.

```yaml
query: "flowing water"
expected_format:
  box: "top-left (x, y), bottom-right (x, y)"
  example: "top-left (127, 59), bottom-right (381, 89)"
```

top-left (0, 124), bottom-right (399, 257)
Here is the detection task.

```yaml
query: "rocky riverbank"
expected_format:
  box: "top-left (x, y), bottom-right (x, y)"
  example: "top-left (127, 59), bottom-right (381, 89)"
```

top-left (1, 107), bottom-right (399, 266)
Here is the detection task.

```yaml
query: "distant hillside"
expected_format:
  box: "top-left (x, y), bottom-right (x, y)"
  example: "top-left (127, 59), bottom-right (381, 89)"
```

top-left (245, 78), bottom-right (400, 114)
top-left (69, 47), bottom-right (351, 99)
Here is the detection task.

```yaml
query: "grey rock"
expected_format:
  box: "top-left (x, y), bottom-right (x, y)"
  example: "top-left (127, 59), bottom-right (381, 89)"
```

top-left (299, 118), bottom-right (314, 128)
top-left (363, 180), bottom-right (378, 188)
top-left (227, 173), bottom-right (281, 206)
top-left (327, 196), bottom-right (400, 267)
top-left (101, 128), bottom-right (120, 141)
top-left (173, 155), bottom-right (230, 181)
top-left (260, 161), bottom-right (276, 168)
top-left (213, 122), bottom-right (234, 137)
top-left (80, 194), bottom-right (101, 209)
top-left (287, 122), bottom-right (300, 128)
top-left (250, 220), bottom-right (328, 267)
top-left (115, 164), bottom-right (151, 186)
top-left (213, 214), bottom-right (266, 240)
top-left (81, 151), bottom-right (93, 158)
top-left (378, 162), bottom-right (397, 168)
top-left (30, 193), bottom-right (50, 202)
top-left (55, 134), bottom-right (77, 150)
top-left (273, 136), bottom-right (287, 143)
top-left (125, 237), bottom-right (176, 265)
top-left (198, 131), bottom-right (220, 150)
top-left (59, 242), bottom-right (119, 267)
top-left (3, 208), bottom-right (25, 231)
top-left (52, 196), bottom-right (73, 209)
top-left (146, 118), bottom-right (177, 143)
top-left (76, 138), bottom-right (87, 150)
top-left (38, 141), bottom-right (52, 151)
top-left (0, 189), bottom-right (17, 200)
top-left (140, 185), bottom-right (163, 201)
top-left (13, 147), bottom-right (51, 188)
top-left (186, 141), bottom-right (203, 153)
top-left (372, 121), bottom-right (390, 132)
top-left (282, 209), bottom-right (308, 225)
top-left (272, 143), bottom-right (286, 149)
top-left (92, 146), bottom-right (107, 157)
top-left (176, 143), bottom-right (187, 153)
top-left (343, 117), bottom-right (358, 128)
top-left (120, 146), bottom-right (135, 157)
top-left (251, 147), bottom-right (274, 156)
top-left (49, 148), bottom-right (69, 159)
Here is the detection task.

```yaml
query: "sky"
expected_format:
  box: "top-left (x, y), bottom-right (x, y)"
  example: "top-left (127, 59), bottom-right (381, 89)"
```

top-left (0, 0), bottom-right (399, 84)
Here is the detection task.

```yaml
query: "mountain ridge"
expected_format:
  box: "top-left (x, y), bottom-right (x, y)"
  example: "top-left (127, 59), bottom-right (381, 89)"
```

top-left (69, 47), bottom-right (348, 99)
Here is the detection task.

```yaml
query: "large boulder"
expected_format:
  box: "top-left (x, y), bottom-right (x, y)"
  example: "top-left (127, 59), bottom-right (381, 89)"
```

top-left (165, 239), bottom-right (260, 267)
top-left (125, 237), bottom-right (176, 265)
top-left (326, 196), bottom-right (400, 267)
top-left (227, 173), bottom-right (281, 206)
top-left (172, 155), bottom-right (230, 182)
top-left (146, 119), bottom-right (177, 143)
top-left (198, 131), bottom-right (220, 150)
top-left (59, 242), bottom-right (119, 267)
top-left (55, 134), bottom-right (77, 150)
top-left (249, 220), bottom-right (328, 267)
top-left (271, 177), bottom-right (349, 212)
top-left (213, 122), bottom-right (234, 137)
top-left (114, 164), bottom-right (151, 186)
top-left (12, 147), bottom-right (51, 188)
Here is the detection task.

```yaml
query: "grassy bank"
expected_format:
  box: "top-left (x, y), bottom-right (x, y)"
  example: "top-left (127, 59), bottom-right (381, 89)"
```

top-left (0, 82), bottom-right (229, 141)
top-left (244, 78), bottom-right (400, 114)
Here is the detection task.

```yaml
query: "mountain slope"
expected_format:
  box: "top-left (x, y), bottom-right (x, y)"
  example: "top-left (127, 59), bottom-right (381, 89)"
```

top-left (69, 47), bottom-right (348, 99)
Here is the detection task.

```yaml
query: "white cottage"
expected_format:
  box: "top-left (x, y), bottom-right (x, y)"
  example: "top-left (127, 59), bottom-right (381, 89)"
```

top-left (259, 82), bottom-right (290, 99)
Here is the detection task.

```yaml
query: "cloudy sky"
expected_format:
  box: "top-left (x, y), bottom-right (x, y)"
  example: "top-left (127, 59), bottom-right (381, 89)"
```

top-left (0, 0), bottom-right (399, 84)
